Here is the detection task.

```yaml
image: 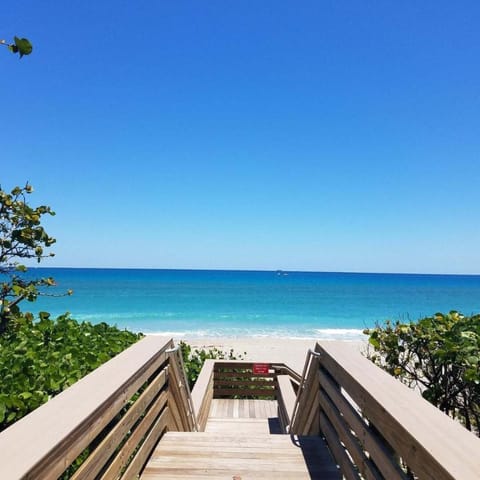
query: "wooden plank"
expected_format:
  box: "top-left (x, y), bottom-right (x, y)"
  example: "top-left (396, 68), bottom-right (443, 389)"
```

top-left (205, 418), bottom-right (272, 434)
top-left (173, 350), bottom-right (197, 431)
top-left (121, 406), bottom-right (170, 479)
top-left (168, 354), bottom-right (195, 431)
top-left (168, 390), bottom-right (184, 431)
top-left (213, 388), bottom-right (276, 397)
top-left (319, 389), bottom-right (383, 480)
top-left (141, 432), bottom-right (341, 479)
top-left (215, 379), bottom-right (275, 387)
top-left (316, 342), bottom-right (480, 480)
top-left (0, 336), bottom-right (173, 480)
top-left (214, 371), bottom-right (276, 378)
top-left (320, 412), bottom-right (360, 480)
top-left (191, 360), bottom-right (214, 431)
top-left (319, 368), bottom-right (407, 480)
top-left (208, 399), bottom-right (278, 419)
top-left (249, 398), bottom-right (256, 418)
top-left (277, 375), bottom-right (297, 431)
top-left (72, 368), bottom-right (167, 480)
top-left (213, 362), bottom-right (257, 369)
top-left (291, 357), bottom-right (320, 435)
top-left (302, 388), bottom-right (320, 435)
top-left (100, 391), bottom-right (168, 480)
top-left (273, 364), bottom-right (302, 384)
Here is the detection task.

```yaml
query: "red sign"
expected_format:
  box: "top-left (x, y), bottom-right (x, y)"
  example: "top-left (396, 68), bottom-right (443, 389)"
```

top-left (253, 363), bottom-right (270, 375)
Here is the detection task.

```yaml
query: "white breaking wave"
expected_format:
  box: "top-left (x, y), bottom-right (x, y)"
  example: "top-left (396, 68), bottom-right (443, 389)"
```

top-left (313, 328), bottom-right (366, 341)
top-left (141, 327), bottom-right (367, 342)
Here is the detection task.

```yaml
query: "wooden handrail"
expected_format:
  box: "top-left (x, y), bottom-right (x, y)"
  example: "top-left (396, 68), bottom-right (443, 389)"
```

top-left (166, 345), bottom-right (198, 431)
top-left (191, 359), bottom-right (215, 431)
top-left (191, 360), bottom-right (301, 434)
top-left (276, 375), bottom-right (297, 431)
top-left (290, 348), bottom-right (321, 433)
top-left (0, 336), bottom-right (197, 479)
top-left (291, 341), bottom-right (480, 480)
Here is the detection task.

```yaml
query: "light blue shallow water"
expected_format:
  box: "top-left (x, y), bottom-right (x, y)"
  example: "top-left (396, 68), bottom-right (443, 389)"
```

top-left (26, 268), bottom-right (480, 340)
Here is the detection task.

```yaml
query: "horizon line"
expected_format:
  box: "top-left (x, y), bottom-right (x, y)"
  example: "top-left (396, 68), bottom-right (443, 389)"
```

top-left (27, 266), bottom-right (480, 277)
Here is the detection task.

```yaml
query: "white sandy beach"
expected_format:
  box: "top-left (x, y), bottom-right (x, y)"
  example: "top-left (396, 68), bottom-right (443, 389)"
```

top-left (152, 335), bottom-right (367, 374)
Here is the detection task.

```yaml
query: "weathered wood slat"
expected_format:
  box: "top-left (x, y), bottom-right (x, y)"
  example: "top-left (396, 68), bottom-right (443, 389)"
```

top-left (0, 336), bottom-right (173, 480)
top-left (168, 358), bottom-right (194, 431)
top-left (208, 399), bottom-right (278, 419)
top-left (214, 379), bottom-right (275, 387)
top-left (319, 389), bottom-right (382, 480)
top-left (213, 388), bottom-right (276, 397)
top-left (318, 368), bottom-right (407, 480)
top-left (141, 432), bottom-right (341, 479)
top-left (213, 362), bottom-right (259, 369)
top-left (121, 407), bottom-right (170, 479)
top-left (291, 356), bottom-right (320, 435)
top-left (191, 359), bottom-right (215, 431)
top-left (320, 412), bottom-right (360, 480)
top-left (72, 369), bottom-right (167, 480)
top-left (277, 375), bottom-right (297, 431)
top-left (168, 390), bottom-right (184, 431)
top-left (316, 342), bottom-right (480, 480)
top-left (214, 371), bottom-right (276, 378)
top-left (100, 390), bottom-right (168, 480)
top-left (303, 388), bottom-right (320, 435)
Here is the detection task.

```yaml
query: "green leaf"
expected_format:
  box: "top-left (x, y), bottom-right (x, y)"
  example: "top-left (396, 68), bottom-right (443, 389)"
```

top-left (14, 36), bottom-right (33, 58)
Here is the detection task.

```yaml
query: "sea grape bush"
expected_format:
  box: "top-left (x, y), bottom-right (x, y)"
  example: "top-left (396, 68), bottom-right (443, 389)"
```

top-left (0, 183), bottom-right (70, 334)
top-left (180, 340), bottom-right (245, 389)
top-left (1, 36), bottom-right (32, 58)
top-left (364, 311), bottom-right (480, 435)
top-left (0, 183), bottom-right (143, 440)
top-left (0, 312), bottom-right (142, 431)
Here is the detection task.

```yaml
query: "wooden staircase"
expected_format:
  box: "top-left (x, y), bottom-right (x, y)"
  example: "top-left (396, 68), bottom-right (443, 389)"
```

top-left (141, 399), bottom-right (340, 479)
top-left (141, 431), bottom-right (340, 479)
top-left (2, 339), bottom-right (479, 480)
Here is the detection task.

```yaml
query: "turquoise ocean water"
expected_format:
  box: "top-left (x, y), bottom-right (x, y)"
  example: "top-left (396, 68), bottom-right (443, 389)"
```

top-left (27, 268), bottom-right (480, 341)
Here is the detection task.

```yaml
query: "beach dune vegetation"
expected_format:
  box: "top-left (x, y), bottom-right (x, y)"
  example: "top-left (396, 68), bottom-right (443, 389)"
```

top-left (180, 340), bottom-right (245, 389)
top-left (364, 311), bottom-right (480, 436)
top-left (0, 184), bottom-right (142, 432)
top-left (0, 183), bottom-right (67, 334)
top-left (0, 312), bottom-right (141, 431)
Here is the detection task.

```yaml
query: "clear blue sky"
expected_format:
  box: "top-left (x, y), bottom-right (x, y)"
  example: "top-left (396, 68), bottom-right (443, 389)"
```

top-left (2, 1), bottom-right (480, 273)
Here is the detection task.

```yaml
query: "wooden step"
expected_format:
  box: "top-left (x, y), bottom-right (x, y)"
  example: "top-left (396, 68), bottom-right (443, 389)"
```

top-left (141, 432), bottom-right (341, 479)
top-left (205, 417), bottom-right (279, 435)
top-left (209, 399), bottom-right (278, 419)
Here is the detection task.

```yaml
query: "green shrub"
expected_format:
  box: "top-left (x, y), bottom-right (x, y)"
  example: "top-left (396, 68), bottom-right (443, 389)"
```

top-left (0, 312), bottom-right (142, 431)
top-left (364, 311), bottom-right (480, 435)
top-left (180, 340), bottom-right (245, 389)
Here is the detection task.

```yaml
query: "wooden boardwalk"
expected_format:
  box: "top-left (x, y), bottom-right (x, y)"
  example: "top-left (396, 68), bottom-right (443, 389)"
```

top-left (141, 399), bottom-right (340, 479)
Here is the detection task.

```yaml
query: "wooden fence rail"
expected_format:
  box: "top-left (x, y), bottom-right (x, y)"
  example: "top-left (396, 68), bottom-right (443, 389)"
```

top-left (0, 336), bottom-right (196, 480)
top-left (3, 337), bottom-right (476, 480)
top-left (191, 360), bottom-right (300, 432)
top-left (290, 342), bottom-right (480, 480)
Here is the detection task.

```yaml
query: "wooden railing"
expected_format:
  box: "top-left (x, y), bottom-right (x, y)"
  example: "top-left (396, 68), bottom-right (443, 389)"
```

top-left (213, 361), bottom-right (277, 398)
top-left (290, 342), bottom-right (480, 480)
top-left (6, 337), bottom-right (477, 480)
top-left (191, 359), bottom-right (215, 431)
top-left (191, 360), bottom-right (299, 431)
top-left (0, 336), bottom-right (196, 480)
